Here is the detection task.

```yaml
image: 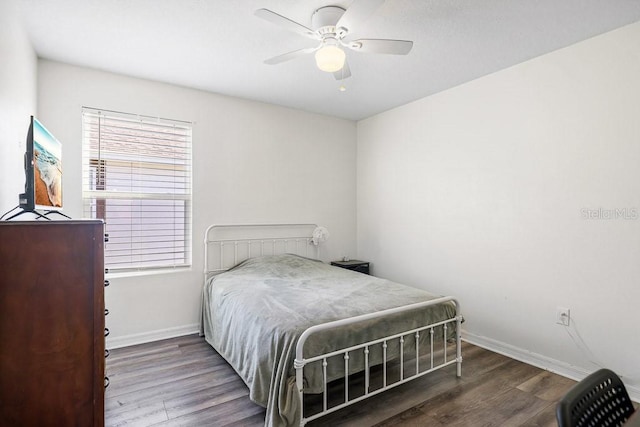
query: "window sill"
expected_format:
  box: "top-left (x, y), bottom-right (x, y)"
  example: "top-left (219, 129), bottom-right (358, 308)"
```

top-left (106, 266), bottom-right (192, 279)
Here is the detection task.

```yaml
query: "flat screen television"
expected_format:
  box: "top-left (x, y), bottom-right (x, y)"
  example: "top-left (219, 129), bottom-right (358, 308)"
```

top-left (19, 116), bottom-right (63, 212)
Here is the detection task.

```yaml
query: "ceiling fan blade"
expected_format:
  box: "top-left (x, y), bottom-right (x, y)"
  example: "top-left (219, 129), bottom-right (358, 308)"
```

top-left (347, 39), bottom-right (413, 55)
top-left (264, 46), bottom-right (318, 65)
top-left (333, 60), bottom-right (351, 80)
top-left (335, 0), bottom-right (385, 33)
top-left (255, 9), bottom-right (317, 39)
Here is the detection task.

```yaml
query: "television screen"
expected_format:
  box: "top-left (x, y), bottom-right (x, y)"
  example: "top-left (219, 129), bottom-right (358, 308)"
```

top-left (21, 117), bottom-right (63, 211)
top-left (32, 118), bottom-right (63, 209)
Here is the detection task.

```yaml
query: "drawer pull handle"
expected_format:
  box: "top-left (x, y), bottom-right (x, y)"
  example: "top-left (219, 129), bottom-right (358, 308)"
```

top-left (104, 280), bottom-right (110, 287)
top-left (104, 328), bottom-right (110, 337)
top-left (105, 308), bottom-right (109, 316)
top-left (104, 233), bottom-right (109, 243)
top-left (105, 348), bottom-right (110, 358)
top-left (104, 377), bottom-right (110, 388)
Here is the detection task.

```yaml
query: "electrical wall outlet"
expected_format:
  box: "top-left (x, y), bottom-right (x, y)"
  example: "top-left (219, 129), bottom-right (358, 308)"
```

top-left (556, 307), bottom-right (570, 326)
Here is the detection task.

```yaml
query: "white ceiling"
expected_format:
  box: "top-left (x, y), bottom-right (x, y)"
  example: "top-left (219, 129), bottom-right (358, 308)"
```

top-left (19, 0), bottom-right (640, 121)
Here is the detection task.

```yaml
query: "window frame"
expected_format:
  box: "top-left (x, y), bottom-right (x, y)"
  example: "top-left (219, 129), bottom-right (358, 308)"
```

top-left (81, 107), bottom-right (193, 275)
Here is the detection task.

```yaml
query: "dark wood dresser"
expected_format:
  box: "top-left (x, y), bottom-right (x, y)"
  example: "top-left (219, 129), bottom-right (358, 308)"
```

top-left (0, 220), bottom-right (105, 426)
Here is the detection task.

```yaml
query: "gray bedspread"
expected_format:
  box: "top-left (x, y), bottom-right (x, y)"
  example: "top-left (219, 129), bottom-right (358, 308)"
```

top-left (202, 254), bottom-right (456, 427)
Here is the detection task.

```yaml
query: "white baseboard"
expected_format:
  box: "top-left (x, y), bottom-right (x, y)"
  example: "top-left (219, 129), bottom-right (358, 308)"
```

top-left (463, 331), bottom-right (640, 403)
top-left (106, 323), bottom-right (200, 349)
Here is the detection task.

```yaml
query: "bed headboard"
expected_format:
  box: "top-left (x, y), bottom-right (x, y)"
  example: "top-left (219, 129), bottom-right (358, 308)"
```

top-left (204, 224), bottom-right (320, 279)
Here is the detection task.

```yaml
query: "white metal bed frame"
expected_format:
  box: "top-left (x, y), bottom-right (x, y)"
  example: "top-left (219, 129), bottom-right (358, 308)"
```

top-left (203, 224), bottom-right (462, 426)
top-left (204, 223), bottom-right (320, 275)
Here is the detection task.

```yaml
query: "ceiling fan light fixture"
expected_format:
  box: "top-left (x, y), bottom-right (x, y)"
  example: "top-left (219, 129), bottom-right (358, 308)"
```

top-left (315, 45), bottom-right (346, 73)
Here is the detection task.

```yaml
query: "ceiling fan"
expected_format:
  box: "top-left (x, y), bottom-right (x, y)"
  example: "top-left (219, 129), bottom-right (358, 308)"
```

top-left (255, 0), bottom-right (413, 80)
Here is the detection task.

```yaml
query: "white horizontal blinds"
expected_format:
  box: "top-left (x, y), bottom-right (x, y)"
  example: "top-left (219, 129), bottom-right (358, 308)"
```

top-left (82, 107), bottom-right (192, 272)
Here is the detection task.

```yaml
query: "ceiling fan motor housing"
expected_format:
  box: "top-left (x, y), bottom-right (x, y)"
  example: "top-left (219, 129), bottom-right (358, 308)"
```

top-left (312, 6), bottom-right (346, 34)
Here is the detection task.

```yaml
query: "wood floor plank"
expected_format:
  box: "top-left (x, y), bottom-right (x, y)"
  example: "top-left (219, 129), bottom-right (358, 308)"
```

top-left (163, 380), bottom-right (250, 419)
top-left (373, 406), bottom-right (446, 427)
top-left (518, 402), bottom-right (559, 427)
top-left (308, 367), bottom-right (461, 426)
top-left (152, 395), bottom-right (265, 427)
top-left (516, 370), bottom-right (576, 402)
top-left (107, 364), bottom-right (224, 398)
top-left (105, 334), bottom-right (575, 426)
top-left (105, 400), bottom-right (168, 427)
top-left (400, 360), bottom-right (543, 425)
top-left (105, 369), bottom-right (238, 412)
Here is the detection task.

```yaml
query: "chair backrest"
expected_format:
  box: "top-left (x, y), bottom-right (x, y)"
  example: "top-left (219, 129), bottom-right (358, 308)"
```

top-left (556, 368), bottom-right (635, 427)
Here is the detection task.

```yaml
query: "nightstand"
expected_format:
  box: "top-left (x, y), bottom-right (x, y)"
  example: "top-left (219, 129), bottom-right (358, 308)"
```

top-left (330, 259), bottom-right (370, 275)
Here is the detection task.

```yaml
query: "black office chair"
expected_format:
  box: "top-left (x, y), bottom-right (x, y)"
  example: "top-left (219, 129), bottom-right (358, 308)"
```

top-left (557, 368), bottom-right (635, 427)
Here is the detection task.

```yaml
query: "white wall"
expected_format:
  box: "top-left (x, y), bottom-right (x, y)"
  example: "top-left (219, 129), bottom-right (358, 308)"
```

top-left (0, 0), bottom-right (38, 213)
top-left (37, 60), bottom-right (357, 346)
top-left (357, 21), bottom-right (640, 397)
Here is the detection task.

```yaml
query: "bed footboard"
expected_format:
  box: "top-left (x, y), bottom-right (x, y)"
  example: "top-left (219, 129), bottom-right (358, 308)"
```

top-left (294, 297), bottom-right (462, 426)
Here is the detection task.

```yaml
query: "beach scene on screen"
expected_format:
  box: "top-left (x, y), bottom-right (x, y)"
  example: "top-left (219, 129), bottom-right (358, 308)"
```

top-left (33, 120), bottom-right (62, 208)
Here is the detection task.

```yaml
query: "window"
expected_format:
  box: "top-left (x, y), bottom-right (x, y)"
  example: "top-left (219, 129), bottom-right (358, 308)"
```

top-left (82, 107), bottom-right (192, 273)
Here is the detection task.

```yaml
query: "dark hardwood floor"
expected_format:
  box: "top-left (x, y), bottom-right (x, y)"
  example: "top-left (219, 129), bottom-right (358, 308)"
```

top-left (105, 334), bottom-right (574, 426)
